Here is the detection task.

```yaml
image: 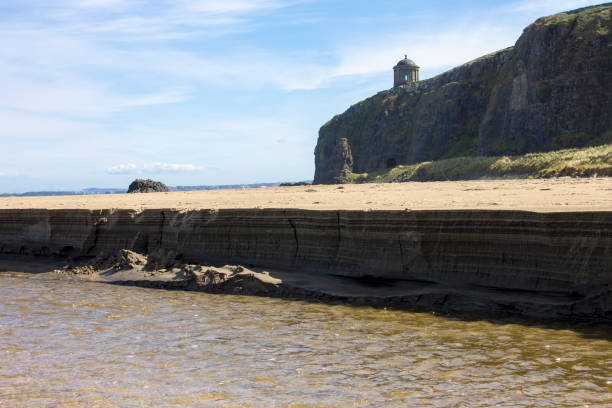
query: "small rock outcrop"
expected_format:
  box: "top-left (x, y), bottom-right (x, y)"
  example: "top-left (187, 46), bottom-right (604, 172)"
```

top-left (127, 179), bottom-right (170, 193)
top-left (314, 137), bottom-right (354, 184)
top-left (313, 3), bottom-right (612, 184)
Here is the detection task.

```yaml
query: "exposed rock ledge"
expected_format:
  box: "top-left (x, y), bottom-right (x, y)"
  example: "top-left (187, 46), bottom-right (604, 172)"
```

top-left (0, 208), bottom-right (610, 320)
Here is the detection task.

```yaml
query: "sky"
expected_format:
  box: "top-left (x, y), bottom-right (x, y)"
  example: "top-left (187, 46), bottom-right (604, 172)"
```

top-left (0, 0), bottom-right (602, 193)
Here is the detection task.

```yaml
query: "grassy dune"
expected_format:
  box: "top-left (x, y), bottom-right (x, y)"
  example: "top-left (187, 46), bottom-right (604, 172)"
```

top-left (348, 144), bottom-right (612, 183)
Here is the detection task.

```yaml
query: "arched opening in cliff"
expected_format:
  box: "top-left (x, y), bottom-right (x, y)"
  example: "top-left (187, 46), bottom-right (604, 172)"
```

top-left (60, 245), bottom-right (75, 257)
top-left (386, 158), bottom-right (397, 168)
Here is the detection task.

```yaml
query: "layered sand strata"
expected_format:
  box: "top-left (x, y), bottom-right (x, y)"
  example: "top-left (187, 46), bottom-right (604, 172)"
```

top-left (1, 178), bottom-right (611, 320)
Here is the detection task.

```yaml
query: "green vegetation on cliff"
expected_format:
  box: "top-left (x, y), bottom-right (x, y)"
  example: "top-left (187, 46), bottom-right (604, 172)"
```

top-left (347, 144), bottom-right (612, 183)
top-left (314, 3), bottom-right (612, 184)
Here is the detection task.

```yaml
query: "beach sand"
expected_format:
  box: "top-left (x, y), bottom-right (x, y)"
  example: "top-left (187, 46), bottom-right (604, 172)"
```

top-left (1, 178), bottom-right (610, 212)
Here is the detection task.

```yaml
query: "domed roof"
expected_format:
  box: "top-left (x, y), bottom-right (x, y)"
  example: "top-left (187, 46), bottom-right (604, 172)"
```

top-left (395, 55), bottom-right (419, 68)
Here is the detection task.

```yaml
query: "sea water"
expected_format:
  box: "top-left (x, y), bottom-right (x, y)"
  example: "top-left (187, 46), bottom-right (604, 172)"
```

top-left (1, 272), bottom-right (611, 407)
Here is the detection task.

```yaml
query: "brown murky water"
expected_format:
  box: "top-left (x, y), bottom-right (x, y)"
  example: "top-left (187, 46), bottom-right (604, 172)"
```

top-left (1, 272), bottom-right (611, 407)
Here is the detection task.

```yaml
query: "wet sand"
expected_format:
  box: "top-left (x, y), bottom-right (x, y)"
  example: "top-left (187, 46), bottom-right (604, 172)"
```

top-left (1, 178), bottom-right (610, 212)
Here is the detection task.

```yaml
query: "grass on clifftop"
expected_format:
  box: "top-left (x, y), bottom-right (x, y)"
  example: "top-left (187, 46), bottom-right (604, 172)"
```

top-left (536, 3), bottom-right (610, 27)
top-left (347, 144), bottom-right (612, 183)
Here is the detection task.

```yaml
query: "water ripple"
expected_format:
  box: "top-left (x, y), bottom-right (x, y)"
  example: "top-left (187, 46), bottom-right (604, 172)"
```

top-left (1, 272), bottom-right (611, 407)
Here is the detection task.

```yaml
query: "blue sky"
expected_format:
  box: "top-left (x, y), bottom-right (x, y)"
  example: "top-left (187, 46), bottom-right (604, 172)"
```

top-left (0, 0), bottom-right (601, 192)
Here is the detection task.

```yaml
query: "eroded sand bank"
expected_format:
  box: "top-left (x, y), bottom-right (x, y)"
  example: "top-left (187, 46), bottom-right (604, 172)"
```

top-left (1, 178), bottom-right (611, 320)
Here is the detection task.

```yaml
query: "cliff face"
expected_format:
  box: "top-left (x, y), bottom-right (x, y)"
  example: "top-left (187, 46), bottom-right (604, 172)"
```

top-left (1, 208), bottom-right (611, 319)
top-left (314, 4), bottom-right (612, 184)
top-left (314, 137), bottom-right (354, 184)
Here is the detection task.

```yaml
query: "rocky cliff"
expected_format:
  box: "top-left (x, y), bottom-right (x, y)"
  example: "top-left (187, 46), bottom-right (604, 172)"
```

top-left (314, 3), bottom-right (612, 184)
top-left (1, 208), bottom-right (611, 319)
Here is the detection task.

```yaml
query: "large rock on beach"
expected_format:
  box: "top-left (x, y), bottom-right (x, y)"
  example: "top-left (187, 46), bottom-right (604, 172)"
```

top-left (127, 179), bottom-right (170, 193)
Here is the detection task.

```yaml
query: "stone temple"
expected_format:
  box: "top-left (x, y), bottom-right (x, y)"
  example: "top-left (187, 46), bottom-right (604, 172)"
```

top-left (393, 55), bottom-right (419, 87)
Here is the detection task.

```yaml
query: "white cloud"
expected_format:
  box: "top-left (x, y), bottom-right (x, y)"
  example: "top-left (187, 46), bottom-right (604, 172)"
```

top-left (320, 1), bottom-right (602, 86)
top-left (107, 163), bottom-right (202, 175)
top-left (0, 79), bottom-right (188, 117)
top-left (107, 163), bottom-right (137, 174)
top-left (0, 1), bottom-right (314, 118)
top-left (275, 23), bottom-right (519, 90)
top-left (143, 162), bottom-right (202, 172)
top-left (0, 171), bottom-right (5, 177)
top-left (0, 26), bottom-right (191, 117)
top-left (150, 22), bottom-right (519, 92)
top-left (177, 0), bottom-right (287, 14)
top-left (0, 0), bottom-right (587, 119)
top-left (20, 0), bottom-right (298, 39)
top-left (66, 0), bottom-right (131, 9)
top-left (0, 109), bottom-right (93, 143)
top-left (0, 0), bottom-right (525, 114)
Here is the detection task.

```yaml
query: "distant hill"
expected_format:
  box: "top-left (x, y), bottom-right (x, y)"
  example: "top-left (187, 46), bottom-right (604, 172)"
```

top-left (0, 188), bottom-right (126, 197)
top-left (0, 182), bottom-right (316, 197)
top-left (173, 182), bottom-right (284, 191)
top-left (314, 3), bottom-right (612, 183)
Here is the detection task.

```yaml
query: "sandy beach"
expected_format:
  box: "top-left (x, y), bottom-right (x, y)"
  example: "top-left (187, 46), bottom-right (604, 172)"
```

top-left (1, 178), bottom-right (610, 212)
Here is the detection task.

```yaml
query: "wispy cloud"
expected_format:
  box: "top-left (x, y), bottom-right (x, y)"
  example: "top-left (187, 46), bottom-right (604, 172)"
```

top-left (177, 0), bottom-right (288, 14)
top-left (107, 162), bottom-right (203, 175)
top-left (0, 78), bottom-right (188, 117)
top-left (21, 0), bottom-right (295, 38)
top-left (144, 162), bottom-right (203, 172)
top-left (330, 23), bottom-right (517, 81)
top-left (0, 0), bottom-right (535, 118)
top-left (0, 171), bottom-right (5, 177)
top-left (106, 163), bottom-right (138, 174)
top-left (61, 0), bottom-right (133, 10)
top-left (0, 0), bottom-right (309, 118)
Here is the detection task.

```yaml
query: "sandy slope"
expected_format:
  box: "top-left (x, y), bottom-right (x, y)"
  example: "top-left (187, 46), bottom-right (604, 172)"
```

top-left (1, 178), bottom-right (610, 212)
